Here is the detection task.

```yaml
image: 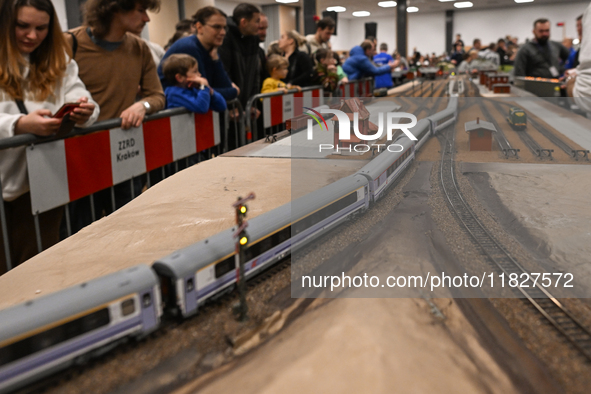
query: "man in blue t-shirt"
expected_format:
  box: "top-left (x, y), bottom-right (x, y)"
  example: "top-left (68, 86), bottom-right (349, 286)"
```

top-left (373, 43), bottom-right (394, 89)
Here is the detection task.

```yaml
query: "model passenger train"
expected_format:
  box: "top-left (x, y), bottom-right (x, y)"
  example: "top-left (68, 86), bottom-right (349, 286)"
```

top-left (0, 97), bottom-right (458, 393)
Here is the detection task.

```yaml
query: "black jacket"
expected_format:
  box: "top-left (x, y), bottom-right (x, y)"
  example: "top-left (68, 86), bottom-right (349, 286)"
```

top-left (218, 17), bottom-right (261, 106)
top-left (283, 49), bottom-right (315, 87)
top-left (513, 40), bottom-right (570, 78)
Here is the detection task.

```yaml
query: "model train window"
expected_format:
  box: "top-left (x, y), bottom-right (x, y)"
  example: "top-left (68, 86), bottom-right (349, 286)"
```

top-left (0, 308), bottom-right (110, 367)
top-left (121, 298), bottom-right (135, 316)
top-left (215, 257), bottom-right (235, 279)
top-left (416, 127), bottom-right (429, 140)
top-left (186, 278), bottom-right (194, 292)
top-left (143, 293), bottom-right (152, 307)
top-left (293, 192), bottom-right (358, 235)
top-left (437, 114), bottom-right (453, 126)
top-left (244, 226), bottom-right (291, 262)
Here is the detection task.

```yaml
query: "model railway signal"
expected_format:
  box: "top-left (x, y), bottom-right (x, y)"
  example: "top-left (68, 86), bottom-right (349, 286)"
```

top-left (232, 193), bottom-right (255, 321)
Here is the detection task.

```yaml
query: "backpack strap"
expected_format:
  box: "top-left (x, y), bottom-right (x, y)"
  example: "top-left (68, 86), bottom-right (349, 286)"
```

top-left (67, 31), bottom-right (78, 58)
top-left (15, 99), bottom-right (28, 115)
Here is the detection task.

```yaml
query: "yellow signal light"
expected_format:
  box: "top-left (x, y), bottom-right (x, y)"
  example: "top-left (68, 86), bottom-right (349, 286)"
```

top-left (239, 236), bottom-right (248, 245)
top-left (239, 205), bottom-right (247, 214)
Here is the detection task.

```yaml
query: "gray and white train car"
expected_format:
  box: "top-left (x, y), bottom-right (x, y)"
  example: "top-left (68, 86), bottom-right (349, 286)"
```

top-left (355, 136), bottom-right (415, 202)
top-left (427, 97), bottom-right (458, 134)
top-left (0, 265), bottom-right (161, 394)
top-left (153, 174), bottom-right (369, 318)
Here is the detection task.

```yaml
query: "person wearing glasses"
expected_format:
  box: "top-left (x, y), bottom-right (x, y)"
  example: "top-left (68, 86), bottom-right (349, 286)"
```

top-left (159, 6), bottom-right (239, 102)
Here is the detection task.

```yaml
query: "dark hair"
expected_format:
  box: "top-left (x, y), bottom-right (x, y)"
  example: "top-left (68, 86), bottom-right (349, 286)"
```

top-left (84, 0), bottom-right (161, 39)
top-left (360, 40), bottom-right (373, 52)
top-left (533, 18), bottom-right (549, 28)
top-left (164, 31), bottom-right (190, 50)
top-left (332, 51), bottom-right (341, 66)
top-left (379, 43), bottom-right (388, 51)
top-left (473, 38), bottom-right (481, 46)
top-left (315, 48), bottom-right (331, 63)
top-left (176, 19), bottom-right (194, 31)
top-left (164, 19), bottom-right (195, 49)
top-left (497, 38), bottom-right (505, 45)
top-left (317, 17), bottom-right (335, 30)
top-left (192, 6), bottom-right (226, 25)
top-left (0, 0), bottom-right (70, 100)
top-left (232, 3), bottom-right (260, 25)
top-left (577, 14), bottom-right (583, 21)
top-left (162, 54), bottom-right (197, 84)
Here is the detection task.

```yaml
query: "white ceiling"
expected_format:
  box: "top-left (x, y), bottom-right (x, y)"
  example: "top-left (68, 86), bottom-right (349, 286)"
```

top-left (318, 0), bottom-right (588, 19)
top-left (230, 0), bottom-right (588, 19)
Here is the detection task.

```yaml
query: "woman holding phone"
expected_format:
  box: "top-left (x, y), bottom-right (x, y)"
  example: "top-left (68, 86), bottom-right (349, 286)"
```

top-left (0, 0), bottom-right (99, 273)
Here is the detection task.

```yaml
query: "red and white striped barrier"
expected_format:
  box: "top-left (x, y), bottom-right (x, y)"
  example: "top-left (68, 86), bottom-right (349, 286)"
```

top-left (338, 79), bottom-right (373, 98)
top-left (262, 88), bottom-right (323, 129)
top-left (26, 111), bottom-right (221, 214)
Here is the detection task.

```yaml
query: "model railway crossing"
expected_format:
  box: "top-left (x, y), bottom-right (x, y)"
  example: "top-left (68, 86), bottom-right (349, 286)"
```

top-left (438, 125), bottom-right (591, 363)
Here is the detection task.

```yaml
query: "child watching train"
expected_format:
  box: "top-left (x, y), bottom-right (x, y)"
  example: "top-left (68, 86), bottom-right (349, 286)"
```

top-left (261, 55), bottom-right (301, 94)
top-left (162, 54), bottom-right (227, 113)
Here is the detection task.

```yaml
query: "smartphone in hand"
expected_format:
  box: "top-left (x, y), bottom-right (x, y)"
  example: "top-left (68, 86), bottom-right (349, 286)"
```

top-left (53, 103), bottom-right (81, 118)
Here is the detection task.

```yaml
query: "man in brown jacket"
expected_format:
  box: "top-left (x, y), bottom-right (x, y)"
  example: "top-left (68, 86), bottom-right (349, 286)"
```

top-left (65, 0), bottom-right (165, 233)
top-left (67, 0), bottom-right (165, 127)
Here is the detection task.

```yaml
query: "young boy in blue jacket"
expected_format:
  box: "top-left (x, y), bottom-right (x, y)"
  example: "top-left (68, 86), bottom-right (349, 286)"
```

top-left (162, 54), bottom-right (227, 113)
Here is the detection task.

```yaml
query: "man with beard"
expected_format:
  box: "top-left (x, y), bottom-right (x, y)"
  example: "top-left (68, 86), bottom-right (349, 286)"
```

top-left (514, 18), bottom-right (570, 78)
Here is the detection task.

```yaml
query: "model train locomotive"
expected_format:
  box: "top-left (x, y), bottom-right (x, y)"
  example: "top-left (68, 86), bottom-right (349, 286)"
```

top-left (507, 106), bottom-right (527, 130)
top-left (0, 97), bottom-right (458, 394)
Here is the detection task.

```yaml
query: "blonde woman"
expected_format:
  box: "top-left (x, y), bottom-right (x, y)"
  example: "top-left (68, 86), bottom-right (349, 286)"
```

top-left (277, 30), bottom-right (315, 87)
top-left (0, 0), bottom-right (99, 273)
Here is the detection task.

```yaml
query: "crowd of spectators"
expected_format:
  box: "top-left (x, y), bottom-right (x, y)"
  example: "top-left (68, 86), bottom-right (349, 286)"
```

top-left (1, 0), bottom-right (589, 273)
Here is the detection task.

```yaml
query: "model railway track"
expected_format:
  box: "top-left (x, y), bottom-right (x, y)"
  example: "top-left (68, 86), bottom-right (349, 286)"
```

top-left (476, 99), bottom-right (519, 157)
top-left (392, 78), bottom-right (446, 98)
top-left (438, 126), bottom-right (591, 363)
top-left (528, 116), bottom-right (589, 160)
top-left (493, 100), bottom-right (589, 161)
top-left (488, 100), bottom-right (554, 159)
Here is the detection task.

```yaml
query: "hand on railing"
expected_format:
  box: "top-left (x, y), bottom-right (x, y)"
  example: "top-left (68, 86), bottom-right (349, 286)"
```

top-left (232, 82), bottom-right (241, 97)
top-left (250, 107), bottom-right (261, 119)
top-left (120, 102), bottom-right (147, 130)
top-left (287, 84), bottom-right (302, 92)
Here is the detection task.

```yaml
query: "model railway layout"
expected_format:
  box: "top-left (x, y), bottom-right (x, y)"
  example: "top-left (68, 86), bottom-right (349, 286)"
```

top-left (438, 122), bottom-right (591, 363)
top-left (2, 74), bottom-right (590, 393)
